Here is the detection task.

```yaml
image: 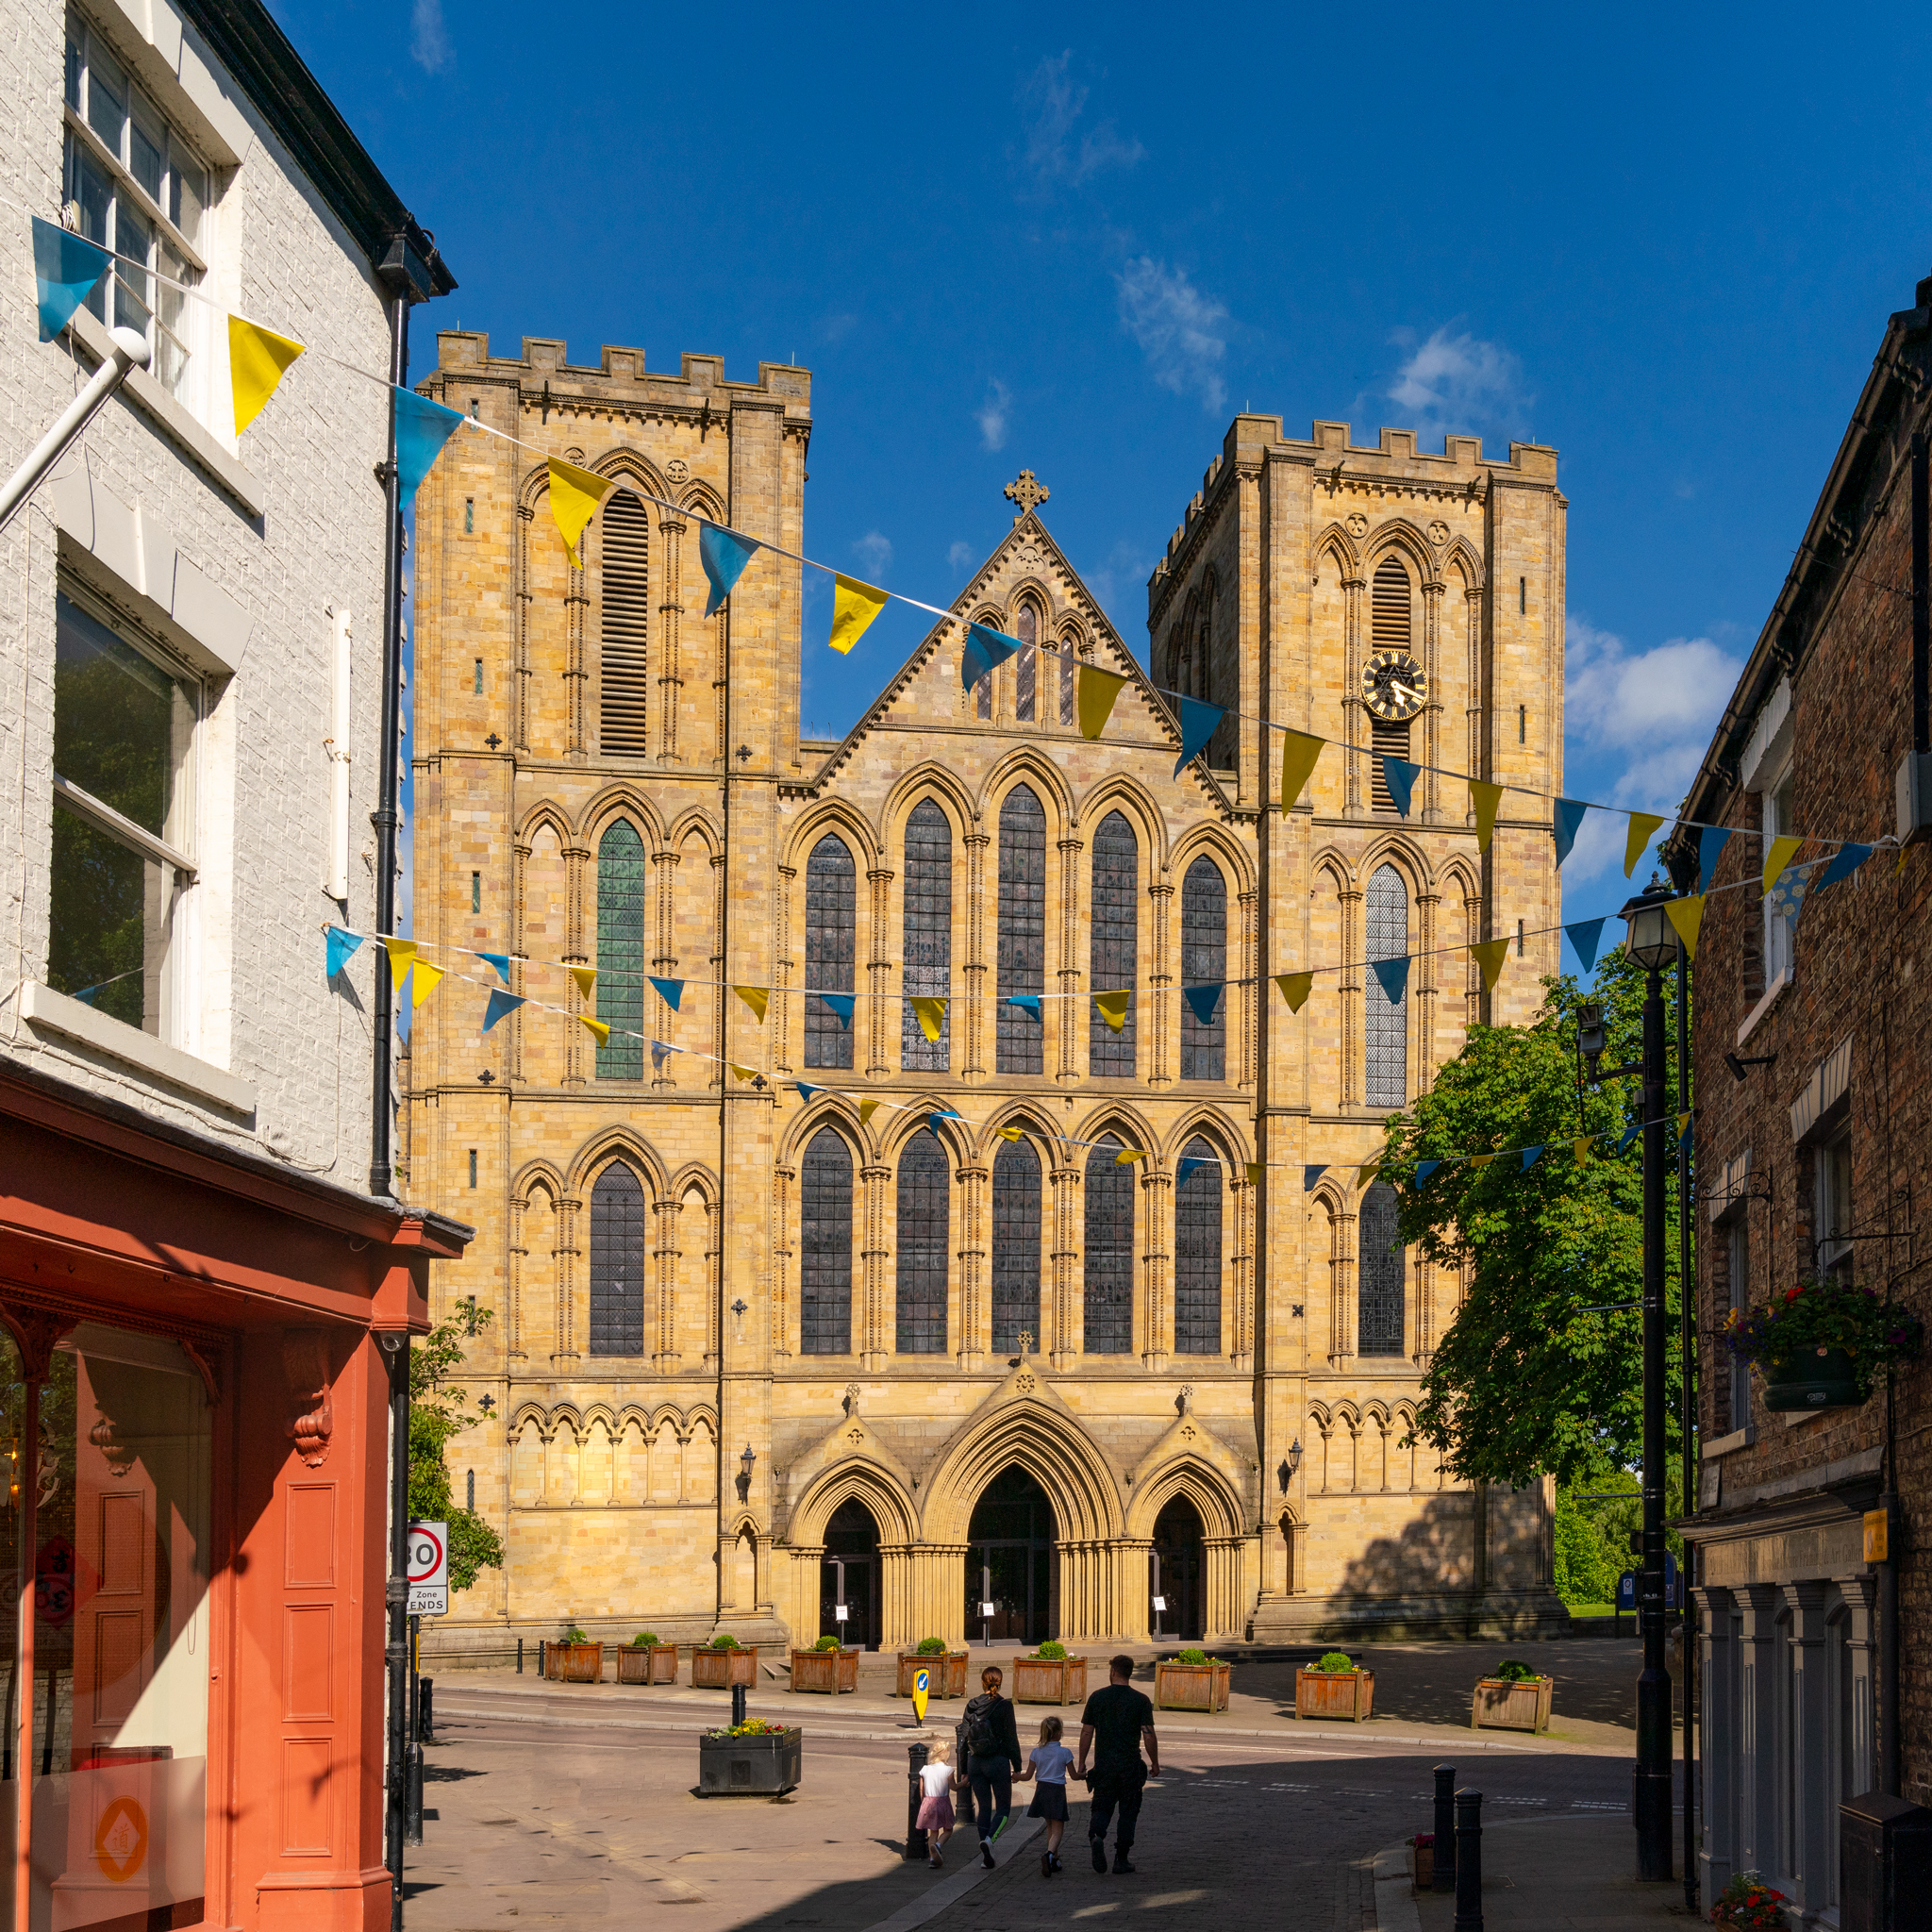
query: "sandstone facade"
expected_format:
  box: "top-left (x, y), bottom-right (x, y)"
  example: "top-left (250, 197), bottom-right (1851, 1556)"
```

top-left (406, 331), bottom-right (1568, 1651)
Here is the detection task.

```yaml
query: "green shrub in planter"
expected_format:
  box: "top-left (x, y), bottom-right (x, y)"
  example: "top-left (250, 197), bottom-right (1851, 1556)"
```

top-left (1176, 1647), bottom-right (1209, 1666)
top-left (1034, 1640), bottom-right (1068, 1660)
top-left (1314, 1651), bottom-right (1356, 1673)
top-left (813, 1634), bottom-right (841, 1651)
top-left (562, 1624), bottom-right (589, 1644)
top-left (1491, 1658), bottom-right (1538, 1681)
top-left (916, 1637), bottom-right (948, 1655)
top-left (631, 1631), bottom-right (659, 1648)
top-left (710, 1633), bottom-right (739, 1649)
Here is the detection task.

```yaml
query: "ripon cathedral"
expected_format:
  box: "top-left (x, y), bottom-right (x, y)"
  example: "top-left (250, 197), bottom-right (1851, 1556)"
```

top-left (401, 327), bottom-right (1568, 1653)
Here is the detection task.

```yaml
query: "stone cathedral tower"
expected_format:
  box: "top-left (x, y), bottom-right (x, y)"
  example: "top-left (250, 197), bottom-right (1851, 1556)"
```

top-left (405, 333), bottom-right (1567, 1655)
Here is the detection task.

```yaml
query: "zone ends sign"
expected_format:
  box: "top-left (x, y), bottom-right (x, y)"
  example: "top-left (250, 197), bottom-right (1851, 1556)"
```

top-left (407, 1521), bottom-right (449, 1616)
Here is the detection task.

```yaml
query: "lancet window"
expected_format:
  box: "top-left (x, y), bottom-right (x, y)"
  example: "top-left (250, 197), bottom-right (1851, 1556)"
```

top-left (595, 819), bottom-right (645, 1080)
top-left (902, 800), bottom-right (952, 1071)
top-left (805, 834), bottom-right (856, 1070)
top-left (1174, 1136), bottom-right (1222, 1355)
top-left (1089, 811), bottom-right (1138, 1076)
top-left (1180, 855), bottom-right (1226, 1081)
top-left (895, 1129), bottom-right (949, 1354)
top-left (1357, 1178), bottom-right (1406, 1356)
top-left (991, 1134), bottom-right (1041, 1354)
top-left (996, 786), bottom-right (1046, 1074)
top-left (801, 1127), bottom-right (853, 1355)
top-left (1365, 863), bottom-right (1408, 1108)
top-left (589, 1158), bottom-right (646, 1356)
top-left (1083, 1135), bottom-right (1134, 1354)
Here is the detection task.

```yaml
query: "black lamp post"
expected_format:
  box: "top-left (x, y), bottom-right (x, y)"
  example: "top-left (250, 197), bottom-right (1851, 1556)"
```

top-left (1620, 883), bottom-right (1676, 1882)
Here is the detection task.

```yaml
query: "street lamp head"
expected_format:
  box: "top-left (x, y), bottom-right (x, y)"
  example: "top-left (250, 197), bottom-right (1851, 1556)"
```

top-left (1574, 1000), bottom-right (1607, 1083)
top-left (1619, 882), bottom-right (1677, 974)
top-left (740, 1443), bottom-right (757, 1482)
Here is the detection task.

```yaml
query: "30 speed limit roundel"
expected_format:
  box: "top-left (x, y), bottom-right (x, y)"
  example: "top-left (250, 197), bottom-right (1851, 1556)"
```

top-left (407, 1521), bottom-right (448, 1614)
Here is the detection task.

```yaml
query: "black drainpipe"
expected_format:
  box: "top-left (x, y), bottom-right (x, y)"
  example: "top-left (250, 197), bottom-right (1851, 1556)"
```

top-left (1913, 426), bottom-right (1928, 759)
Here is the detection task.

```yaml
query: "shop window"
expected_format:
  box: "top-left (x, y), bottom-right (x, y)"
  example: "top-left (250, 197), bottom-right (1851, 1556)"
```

top-left (894, 1130), bottom-right (948, 1355)
top-left (1174, 1138), bottom-right (1222, 1354)
top-left (901, 800), bottom-right (951, 1072)
top-left (804, 835), bottom-right (856, 1070)
top-left (991, 1134), bottom-right (1041, 1353)
top-left (1089, 812), bottom-right (1137, 1076)
top-left (995, 787), bottom-right (1045, 1074)
top-left (1083, 1135), bottom-right (1134, 1354)
top-left (801, 1127), bottom-right (853, 1355)
top-left (1179, 856), bottom-right (1226, 1081)
top-left (49, 591), bottom-right (197, 1041)
top-left (589, 1158), bottom-right (646, 1355)
top-left (594, 820), bottom-right (644, 1079)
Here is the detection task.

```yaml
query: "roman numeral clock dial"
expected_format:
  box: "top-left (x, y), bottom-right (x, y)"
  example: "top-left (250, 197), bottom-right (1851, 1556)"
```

top-left (1362, 651), bottom-right (1427, 721)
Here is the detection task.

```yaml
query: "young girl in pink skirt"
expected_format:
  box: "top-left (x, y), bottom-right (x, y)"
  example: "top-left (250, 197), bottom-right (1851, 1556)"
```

top-left (917, 1737), bottom-right (958, 1867)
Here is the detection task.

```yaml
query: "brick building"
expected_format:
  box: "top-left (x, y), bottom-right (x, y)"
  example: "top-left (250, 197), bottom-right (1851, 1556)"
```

top-left (1674, 269), bottom-right (1932, 1915)
top-left (406, 331), bottom-right (1572, 1653)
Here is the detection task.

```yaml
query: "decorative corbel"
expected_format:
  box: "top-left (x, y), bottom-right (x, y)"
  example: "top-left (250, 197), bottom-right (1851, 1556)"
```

top-left (282, 1327), bottom-right (335, 1467)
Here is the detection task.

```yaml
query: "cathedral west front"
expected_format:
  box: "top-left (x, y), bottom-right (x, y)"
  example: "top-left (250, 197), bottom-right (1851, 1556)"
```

top-left (403, 328), bottom-right (1569, 1653)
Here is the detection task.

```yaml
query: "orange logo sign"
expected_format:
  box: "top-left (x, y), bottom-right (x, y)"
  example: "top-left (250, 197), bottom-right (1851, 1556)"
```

top-left (94, 1798), bottom-right (148, 1882)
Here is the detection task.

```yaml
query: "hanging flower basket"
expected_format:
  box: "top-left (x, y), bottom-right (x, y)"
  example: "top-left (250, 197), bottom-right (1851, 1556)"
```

top-left (1723, 1280), bottom-right (1922, 1412)
top-left (1761, 1344), bottom-right (1863, 1413)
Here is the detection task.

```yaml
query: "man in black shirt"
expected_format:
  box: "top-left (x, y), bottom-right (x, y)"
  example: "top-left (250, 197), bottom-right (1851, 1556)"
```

top-left (1074, 1654), bottom-right (1158, 1874)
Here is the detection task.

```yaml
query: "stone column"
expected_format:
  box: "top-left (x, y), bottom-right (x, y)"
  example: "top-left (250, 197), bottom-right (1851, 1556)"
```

top-left (509, 834), bottom-right (533, 1086)
top-left (563, 841), bottom-right (591, 1087)
top-left (652, 1192), bottom-right (680, 1364)
top-left (703, 1196), bottom-right (721, 1366)
top-left (1734, 1584), bottom-right (1783, 1880)
top-left (564, 545), bottom-right (588, 757)
top-left (1340, 880), bottom-right (1363, 1107)
top-left (1837, 1573), bottom-right (1879, 1804)
top-left (658, 512), bottom-right (685, 762)
top-left (652, 847), bottom-right (680, 1087)
top-left (508, 1193), bottom-right (527, 1359)
top-left (859, 1159), bottom-right (891, 1370)
top-left (710, 849), bottom-right (727, 1086)
top-left (774, 863), bottom-right (796, 1077)
top-left (1692, 1584), bottom-right (1737, 1897)
top-left (1141, 1164), bottom-right (1172, 1369)
top-left (556, 1192), bottom-right (582, 1361)
top-left (1231, 1170), bottom-right (1255, 1370)
top-left (513, 502), bottom-right (535, 754)
top-left (962, 828), bottom-right (989, 1079)
top-left (1416, 886), bottom-right (1440, 1094)
top-left (1148, 875), bottom-right (1174, 1088)
top-left (867, 866), bottom-right (894, 1077)
top-left (958, 1158), bottom-right (988, 1371)
top-left (1057, 835), bottom-right (1085, 1084)
top-left (1464, 586), bottom-right (1483, 784)
top-left (770, 1162), bottom-right (794, 1360)
top-left (1050, 1159), bottom-right (1081, 1369)
top-left (1331, 1201), bottom-right (1357, 1366)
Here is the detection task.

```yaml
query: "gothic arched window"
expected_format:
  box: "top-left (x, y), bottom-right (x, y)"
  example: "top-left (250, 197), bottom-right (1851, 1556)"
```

top-left (595, 819), bottom-right (645, 1080)
top-left (589, 1158), bottom-right (646, 1356)
top-left (974, 610), bottom-right (995, 720)
top-left (1174, 1136), bottom-right (1222, 1355)
top-left (895, 1129), bottom-right (949, 1355)
top-left (801, 1126), bottom-right (853, 1355)
top-left (1015, 600), bottom-right (1039, 723)
top-left (598, 491), bottom-right (650, 755)
top-left (1083, 1136), bottom-right (1134, 1354)
top-left (805, 833), bottom-right (856, 1070)
top-left (1058, 626), bottom-right (1078, 727)
top-left (1369, 556), bottom-right (1413, 809)
top-left (1365, 863), bottom-right (1408, 1108)
top-left (902, 800), bottom-right (951, 1072)
top-left (996, 786), bottom-right (1046, 1074)
top-left (1357, 1178), bottom-right (1405, 1356)
top-left (991, 1132), bottom-right (1041, 1354)
top-left (1180, 855), bottom-right (1226, 1081)
top-left (1089, 810), bottom-right (1138, 1076)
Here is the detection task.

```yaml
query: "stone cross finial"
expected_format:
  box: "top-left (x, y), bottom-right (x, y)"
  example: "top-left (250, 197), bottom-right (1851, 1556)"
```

top-left (1018, 1330), bottom-right (1035, 1356)
top-left (1004, 470), bottom-right (1049, 519)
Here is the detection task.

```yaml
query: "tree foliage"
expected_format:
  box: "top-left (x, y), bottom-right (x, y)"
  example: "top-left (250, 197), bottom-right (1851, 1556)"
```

top-left (408, 1311), bottom-right (505, 1593)
top-left (1381, 949), bottom-right (1686, 1490)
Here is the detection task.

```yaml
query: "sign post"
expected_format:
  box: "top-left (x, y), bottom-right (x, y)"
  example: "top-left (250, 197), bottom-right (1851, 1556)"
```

top-left (407, 1522), bottom-right (448, 1617)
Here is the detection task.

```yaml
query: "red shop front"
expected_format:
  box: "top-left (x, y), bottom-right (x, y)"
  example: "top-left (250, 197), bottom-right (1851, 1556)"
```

top-left (0, 1064), bottom-right (469, 1932)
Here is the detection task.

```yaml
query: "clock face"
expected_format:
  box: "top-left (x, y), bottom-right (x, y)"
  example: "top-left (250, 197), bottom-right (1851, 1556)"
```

top-left (1362, 651), bottom-right (1427, 722)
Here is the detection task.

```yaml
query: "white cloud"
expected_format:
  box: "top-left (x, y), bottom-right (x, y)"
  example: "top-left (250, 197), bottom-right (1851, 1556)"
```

top-left (1083, 538), bottom-right (1158, 628)
top-left (1019, 52), bottom-right (1143, 190)
top-left (976, 378), bottom-right (1012, 452)
top-left (948, 541), bottom-right (976, 575)
top-left (410, 0), bottom-right (450, 72)
top-left (1383, 326), bottom-right (1531, 448)
top-left (852, 530), bottom-right (893, 579)
top-left (1115, 258), bottom-right (1227, 414)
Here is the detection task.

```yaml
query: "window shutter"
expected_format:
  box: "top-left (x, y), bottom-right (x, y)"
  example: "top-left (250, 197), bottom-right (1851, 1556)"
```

top-left (599, 492), bottom-right (650, 756)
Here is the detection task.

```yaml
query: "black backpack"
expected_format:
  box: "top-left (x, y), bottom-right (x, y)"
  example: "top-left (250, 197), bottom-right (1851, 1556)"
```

top-left (962, 1696), bottom-right (1002, 1759)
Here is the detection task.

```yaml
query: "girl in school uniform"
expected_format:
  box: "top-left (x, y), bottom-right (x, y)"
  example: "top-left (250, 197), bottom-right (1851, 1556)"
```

top-left (1015, 1715), bottom-right (1075, 1875)
top-left (917, 1737), bottom-right (958, 1867)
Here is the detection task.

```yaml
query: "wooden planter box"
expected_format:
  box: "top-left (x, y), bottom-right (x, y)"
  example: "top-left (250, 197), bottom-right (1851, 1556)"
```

top-left (698, 1727), bottom-right (802, 1795)
top-left (896, 1652), bottom-right (970, 1699)
top-left (791, 1647), bottom-right (859, 1693)
top-left (1294, 1667), bottom-right (1374, 1722)
top-left (545, 1641), bottom-right (604, 1683)
top-left (1012, 1656), bottom-right (1088, 1705)
top-left (615, 1644), bottom-right (678, 1685)
top-left (1154, 1659), bottom-right (1231, 1712)
top-left (691, 1645), bottom-right (758, 1689)
top-left (1471, 1674), bottom-right (1554, 1733)
top-left (1413, 1844), bottom-right (1433, 1894)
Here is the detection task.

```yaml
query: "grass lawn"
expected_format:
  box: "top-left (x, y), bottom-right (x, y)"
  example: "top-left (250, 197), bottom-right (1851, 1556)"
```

top-left (1563, 1603), bottom-right (1618, 1618)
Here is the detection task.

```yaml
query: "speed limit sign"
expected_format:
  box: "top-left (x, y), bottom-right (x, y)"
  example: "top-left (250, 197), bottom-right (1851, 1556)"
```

top-left (407, 1521), bottom-right (448, 1615)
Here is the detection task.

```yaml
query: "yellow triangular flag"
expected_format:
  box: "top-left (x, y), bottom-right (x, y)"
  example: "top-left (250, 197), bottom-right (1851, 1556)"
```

top-left (910, 996), bottom-right (949, 1042)
top-left (409, 960), bottom-right (443, 1009)
top-left (734, 985), bottom-right (770, 1024)
top-left (547, 458), bottom-right (614, 568)
top-left (1470, 1153), bottom-right (1495, 1170)
top-left (228, 314), bottom-right (305, 435)
top-left (728, 1061), bottom-right (759, 1082)
top-left (1274, 972), bottom-right (1313, 1013)
top-left (1471, 939), bottom-right (1509, 992)
top-left (580, 1015), bottom-right (610, 1046)
top-left (1624, 812), bottom-right (1666, 877)
top-left (1664, 893), bottom-right (1705, 959)
top-left (1470, 780), bottom-right (1503, 854)
top-left (1572, 1137), bottom-right (1592, 1165)
top-left (829, 575), bottom-right (889, 654)
top-left (384, 938), bottom-right (417, 993)
top-left (858, 1099), bottom-right (881, 1126)
top-left (1077, 665), bottom-right (1129, 741)
top-left (1677, 1110), bottom-right (1693, 1135)
top-left (1762, 835), bottom-right (1803, 895)
top-left (1115, 1147), bottom-right (1146, 1166)
top-left (569, 965), bottom-right (597, 1000)
top-left (1244, 1162), bottom-right (1265, 1185)
top-left (1358, 1162), bottom-right (1381, 1189)
top-left (1092, 990), bottom-right (1130, 1032)
top-left (1280, 729), bottom-right (1324, 815)
top-left (996, 1125), bottom-right (1024, 1142)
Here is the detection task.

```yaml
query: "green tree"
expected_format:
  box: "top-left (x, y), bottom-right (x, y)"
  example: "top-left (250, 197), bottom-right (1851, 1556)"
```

top-left (408, 1312), bottom-right (505, 1593)
top-left (1380, 948), bottom-right (1686, 1490)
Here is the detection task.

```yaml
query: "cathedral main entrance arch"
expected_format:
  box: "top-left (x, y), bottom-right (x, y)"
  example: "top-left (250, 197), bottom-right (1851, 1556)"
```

top-left (966, 1466), bottom-right (1057, 1645)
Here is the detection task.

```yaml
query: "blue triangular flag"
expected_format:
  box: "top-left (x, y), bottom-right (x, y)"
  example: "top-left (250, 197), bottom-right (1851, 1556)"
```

top-left (819, 991), bottom-right (855, 1029)
top-left (1698, 825), bottom-right (1734, 894)
top-left (699, 524), bottom-right (759, 617)
top-left (1680, 1117), bottom-right (1693, 1158)
top-left (1176, 1156), bottom-right (1215, 1190)
top-left (1383, 756), bottom-right (1420, 817)
top-left (1554, 798), bottom-right (1590, 868)
top-left (928, 1109), bottom-right (961, 1135)
top-left (651, 1040), bottom-right (673, 1073)
top-left (1303, 1165), bottom-right (1326, 1191)
top-left (1521, 1144), bottom-right (1544, 1172)
top-left (1416, 1159), bottom-right (1441, 1185)
top-left (649, 974), bottom-right (685, 1010)
top-left (1006, 994), bottom-right (1042, 1021)
top-left (795, 1081), bottom-right (820, 1102)
top-left (1813, 841), bottom-right (1873, 896)
top-left (1617, 1124), bottom-right (1641, 1155)
top-left (960, 622), bottom-right (1022, 690)
top-left (482, 988), bottom-right (525, 1032)
top-left (393, 387), bottom-right (465, 506)
top-left (476, 951), bottom-right (511, 984)
top-left (1173, 697), bottom-right (1225, 777)
top-left (1769, 866), bottom-right (1811, 933)
top-left (1182, 983), bottom-right (1223, 1026)
top-left (1371, 956), bottom-right (1411, 1004)
top-left (32, 217), bottom-right (110, 342)
top-left (325, 925), bottom-right (364, 979)
top-left (71, 981), bottom-right (106, 1007)
top-left (1566, 918), bottom-right (1607, 974)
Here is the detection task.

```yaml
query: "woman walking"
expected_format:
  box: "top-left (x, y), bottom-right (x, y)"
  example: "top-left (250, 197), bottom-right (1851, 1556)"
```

top-left (916, 1737), bottom-right (958, 1868)
top-left (959, 1666), bottom-right (1023, 1867)
top-left (1015, 1715), bottom-right (1074, 1876)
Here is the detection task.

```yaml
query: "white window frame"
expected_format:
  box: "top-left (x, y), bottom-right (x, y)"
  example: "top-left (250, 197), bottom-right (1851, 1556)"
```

top-left (1762, 758), bottom-right (1794, 987)
top-left (1814, 1121), bottom-right (1853, 1276)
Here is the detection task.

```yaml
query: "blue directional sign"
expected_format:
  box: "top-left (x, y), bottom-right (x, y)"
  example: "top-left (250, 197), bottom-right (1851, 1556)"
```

top-left (1616, 1569), bottom-right (1637, 1612)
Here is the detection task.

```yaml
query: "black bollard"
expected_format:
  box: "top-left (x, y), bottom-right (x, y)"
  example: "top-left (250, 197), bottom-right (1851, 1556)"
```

top-left (538, 1640), bottom-right (546, 1679)
top-left (1453, 1790), bottom-right (1483, 1932)
top-left (731, 1682), bottom-right (747, 1727)
top-left (421, 1677), bottom-right (435, 1743)
top-left (1433, 1763), bottom-right (1457, 1891)
top-left (406, 1741), bottom-right (425, 1845)
top-left (517, 1637), bottom-right (524, 1674)
top-left (905, 1740), bottom-right (931, 1859)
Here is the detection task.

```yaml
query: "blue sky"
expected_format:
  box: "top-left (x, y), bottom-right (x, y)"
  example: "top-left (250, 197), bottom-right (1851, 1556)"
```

top-left (294, 0), bottom-right (1932, 951)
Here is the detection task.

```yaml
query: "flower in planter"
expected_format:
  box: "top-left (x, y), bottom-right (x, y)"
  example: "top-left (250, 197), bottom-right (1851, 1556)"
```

top-left (1411, 1834), bottom-right (1433, 1850)
top-left (812, 1635), bottom-right (841, 1652)
top-left (708, 1718), bottom-right (791, 1739)
top-left (1722, 1278), bottom-right (1923, 1401)
top-left (1709, 1871), bottom-right (1788, 1930)
top-left (1172, 1648), bottom-right (1217, 1665)
top-left (1312, 1651), bottom-right (1357, 1674)
top-left (1490, 1658), bottom-right (1541, 1682)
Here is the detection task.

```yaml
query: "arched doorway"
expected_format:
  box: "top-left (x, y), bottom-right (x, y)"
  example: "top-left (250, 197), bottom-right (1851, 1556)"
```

top-left (1151, 1496), bottom-right (1206, 1642)
top-left (820, 1498), bottom-right (882, 1649)
top-left (966, 1466), bottom-right (1056, 1645)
